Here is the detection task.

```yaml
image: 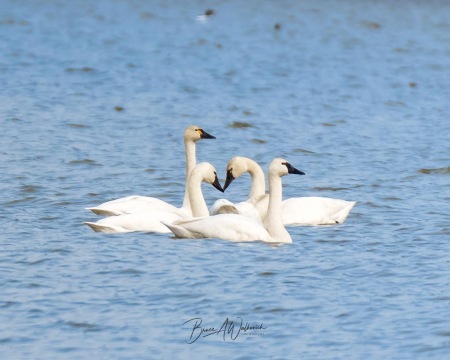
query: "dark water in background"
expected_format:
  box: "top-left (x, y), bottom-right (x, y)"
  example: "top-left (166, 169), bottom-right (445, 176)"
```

top-left (1, 0), bottom-right (449, 358)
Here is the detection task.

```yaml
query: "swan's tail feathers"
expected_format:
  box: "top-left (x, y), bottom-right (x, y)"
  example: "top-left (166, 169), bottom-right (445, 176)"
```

top-left (85, 207), bottom-right (121, 216)
top-left (162, 220), bottom-right (208, 239)
top-left (334, 201), bottom-right (356, 224)
top-left (84, 221), bottom-right (128, 233)
top-left (161, 222), bottom-right (191, 238)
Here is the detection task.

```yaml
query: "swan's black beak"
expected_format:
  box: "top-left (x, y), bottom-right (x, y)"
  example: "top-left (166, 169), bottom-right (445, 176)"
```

top-left (199, 129), bottom-right (215, 139)
top-left (212, 174), bottom-right (224, 192)
top-left (283, 162), bottom-right (305, 175)
top-left (223, 169), bottom-right (235, 191)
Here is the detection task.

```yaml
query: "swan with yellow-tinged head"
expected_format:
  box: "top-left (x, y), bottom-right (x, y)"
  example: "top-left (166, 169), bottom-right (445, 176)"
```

top-left (85, 125), bottom-right (215, 217)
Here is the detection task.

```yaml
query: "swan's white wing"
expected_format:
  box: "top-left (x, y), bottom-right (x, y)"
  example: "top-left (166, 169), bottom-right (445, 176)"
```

top-left (209, 199), bottom-right (262, 222)
top-left (281, 197), bottom-right (356, 226)
top-left (86, 195), bottom-right (183, 216)
top-left (164, 214), bottom-right (272, 242)
top-left (85, 209), bottom-right (183, 233)
top-left (232, 202), bottom-right (262, 222)
top-left (209, 199), bottom-right (238, 215)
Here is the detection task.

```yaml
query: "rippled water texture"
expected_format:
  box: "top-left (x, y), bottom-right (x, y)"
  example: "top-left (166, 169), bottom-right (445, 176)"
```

top-left (1, 0), bottom-right (449, 358)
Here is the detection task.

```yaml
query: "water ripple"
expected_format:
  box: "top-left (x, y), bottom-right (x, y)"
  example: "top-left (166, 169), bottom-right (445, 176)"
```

top-left (1, 0), bottom-right (449, 359)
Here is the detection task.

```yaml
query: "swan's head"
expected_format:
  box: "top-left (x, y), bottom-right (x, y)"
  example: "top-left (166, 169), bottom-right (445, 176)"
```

top-left (270, 158), bottom-right (305, 177)
top-left (194, 162), bottom-right (224, 192)
top-left (223, 156), bottom-right (253, 191)
top-left (184, 125), bottom-right (216, 142)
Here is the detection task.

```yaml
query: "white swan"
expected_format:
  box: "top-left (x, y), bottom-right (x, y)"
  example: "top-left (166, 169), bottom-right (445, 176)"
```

top-left (85, 125), bottom-right (215, 217)
top-left (208, 156), bottom-right (266, 222)
top-left (211, 156), bottom-right (355, 225)
top-left (164, 158), bottom-right (305, 243)
top-left (84, 163), bottom-right (224, 233)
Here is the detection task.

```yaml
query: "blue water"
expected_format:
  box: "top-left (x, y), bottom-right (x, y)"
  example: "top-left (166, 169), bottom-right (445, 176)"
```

top-left (1, 0), bottom-right (450, 358)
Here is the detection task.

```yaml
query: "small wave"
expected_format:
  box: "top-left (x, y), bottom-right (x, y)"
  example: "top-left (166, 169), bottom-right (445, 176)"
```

top-left (385, 100), bottom-right (406, 107)
top-left (1, 301), bottom-right (17, 308)
top-left (26, 283), bottom-right (49, 288)
top-left (52, 201), bottom-right (73, 206)
top-left (0, 337), bottom-right (34, 344)
top-left (258, 271), bottom-right (276, 277)
top-left (364, 201), bottom-right (383, 208)
top-left (435, 330), bottom-right (450, 337)
top-left (4, 196), bottom-right (36, 205)
top-left (313, 186), bottom-right (351, 191)
top-left (293, 148), bottom-right (315, 154)
top-left (335, 312), bottom-right (350, 318)
top-left (48, 248), bottom-right (71, 254)
top-left (68, 159), bottom-right (102, 166)
top-left (16, 258), bottom-right (50, 266)
top-left (63, 321), bottom-right (102, 332)
top-left (253, 306), bottom-right (292, 313)
top-left (66, 123), bottom-right (90, 128)
top-left (116, 268), bottom-right (145, 275)
top-left (20, 185), bottom-right (42, 193)
top-left (228, 121), bottom-right (253, 128)
top-left (360, 20), bottom-right (381, 29)
top-left (315, 237), bottom-right (352, 244)
top-left (65, 67), bottom-right (95, 73)
top-left (418, 166), bottom-right (450, 174)
top-left (0, 19), bottom-right (30, 26)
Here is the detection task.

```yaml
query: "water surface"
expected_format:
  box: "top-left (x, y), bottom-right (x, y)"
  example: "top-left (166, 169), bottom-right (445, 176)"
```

top-left (1, 0), bottom-right (449, 359)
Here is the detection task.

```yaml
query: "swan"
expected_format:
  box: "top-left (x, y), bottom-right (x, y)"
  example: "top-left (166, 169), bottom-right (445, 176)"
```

top-left (84, 163), bottom-right (224, 233)
top-left (163, 158), bottom-right (305, 243)
top-left (85, 125), bottom-right (215, 217)
top-left (208, 156), bottom-right (266, 222)
top-left (211, 156), bottom-right (355, 225)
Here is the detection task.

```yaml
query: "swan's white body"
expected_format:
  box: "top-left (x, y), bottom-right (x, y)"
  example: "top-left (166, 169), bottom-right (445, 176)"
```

top-left (87, 196), bottom-right (186, 217)
top-left (84, 209), bottom-right (181, 233)
top-left (165, 158), bottom-right (304, 243)
top-left (282, 197), bottom-right (354, 225)
top-left (166, 214), bottom-right (271, 241)
top-left (210, 157), bottom-right (355, 226)
top-left (84, 163), bottom-right (223, 233)
top-left (85, 125), bottom-right (215, 217)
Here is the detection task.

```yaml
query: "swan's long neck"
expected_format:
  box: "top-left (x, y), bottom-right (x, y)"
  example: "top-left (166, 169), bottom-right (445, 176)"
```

top-left (182, 139), bottom-right (196, 215)
top-left (188, 171), bottom-right (209, 218)
top-left (264, 174), bottom-right (292, 243)
top-left (246, 159), bottom-right (266, 200)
